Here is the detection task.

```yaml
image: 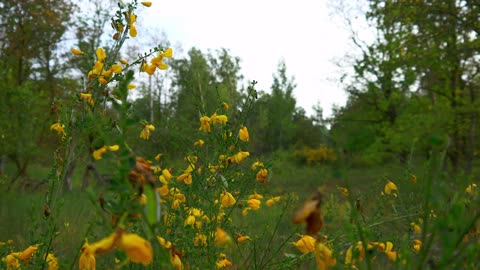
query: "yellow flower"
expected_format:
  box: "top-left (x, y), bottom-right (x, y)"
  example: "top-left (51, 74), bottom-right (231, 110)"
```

top-left (71, 48), bottom-right (84, 55)
top-left (314, 242), bottom-right (336, 270)
top-left (256, 168), bottom-right (268, 183)
top-left (220, 191), bottom-right (236, 208)
top-left (384, 180), bottom-right (398, 195)
top-left (150, 55), bottom-right (168, 70)
top-left (194, 233), bottom-right (207, 246)
top-left (80, 93), bottom-right (94, 106)
top-left (251, 160), bottom-right (264, 170)
top-left (239, 126), bottom-right (249, 142)
top-left (232, 151), bottom-right (250, 163)
top-left (141, 2), bottom-right (152, 7)
top-left (161, 48), bottom-right (173, 58)
top-left (411, 222), bottom-right (421, 234)
top-left (96, 48), bottom-right (106, 62)
top-left (47, 253), bottom-right (58, 270)
top-left (120, 58), bottom-right (128, 65)
top-left (222, 102), bottom-right (229, 110)
top-left (107, 145), bottom-right (119, 151)
top-left (216, 253), bottom-right (232, 269)
top-left (247, 198), bottom-right (261, 210)
top-left (384, 241), bottom-right (397, 261)
top-left (413, 239), bottom-right (422, 253)
top-left (169, 250), bottom-right (182, 270)
top-left (345, 241), bottom-right (365, 265)
top-left (199, 116), bottom-right (211, 132)
top-left (140, 124), bottom-right (155, 140)
top-left (215, 228), bottom-right (232, 247)
top-left (157, 236), bottom-right (172, 249)
top-left (466, 183), bottom-right (477, 195)
top-left (110, 64), bottom-right (122, 73)
top-left (293, 235), bottom-right (316, 253)
top-left (91, 233), bottom-right (117, 255)
top-left (127, 84), bottom-right (136, 90)
top-left (50, 122), bottom-right (66, 139)
top-left (4, 253), bottom-right (20, 269)
top-left (236, 235), bottom-right (251, 243)
top-left (117, 232), bottom-right (153, 265)
top-left (79, 243), bottom-right (96, 270)
top-left (248, 192), bottom-right (263, 200)
top-left (194, 139), bottom-right (205, 147)
top-left (127, 13), bottom-right (137, 37)
top-left (211, 113), bottom-right (228, 125)
top-left (184, 214), bottom-right (196, 227)
top-left (266, 196), bottom-right (281, 207)
top-left (93, 146), bottom-right (107, 160)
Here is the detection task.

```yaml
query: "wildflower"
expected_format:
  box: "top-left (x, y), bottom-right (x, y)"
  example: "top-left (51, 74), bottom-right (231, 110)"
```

top-left (239, 126), bottom-right (249, 142)
top-left (154, 153), bottom-right (163, 161)
top-left (4, 254), bottom-right (20, 269)
top-left (413, 239), bottom-right (422, 253)
top-left (170, 250), bottom-right (182, 270)
top-left (140, 124), bottom-right (155, 140)
top-left (159, 169), bottom-right (172, 184)
top-left (71, 48), bottom-right (84, 55)
top-left (384, 180), bottom-right (398, 195)
top-left (251, 160), bottom-right (264, 170)
top-left (466, 183), bottom-right (477, 195)
top-left (79, 243), bottom-right (96, 270)
top-left (45, 253), bottom-right (58, 270)
top-left (385, 241), bottom-right (397, 261)
top-left (117, 232), bottom-right (153, 265)
top-left (92, 146), bottom-right (106, 160)
top-left (411, 222), bottom-right (421, 234)
top-left (266, 196), bottom-right (281, 206)
top-left (211, 113), bottom-right (228, 125)
top-left (293, 235), bottom-right (316, 253)
top-left (314, 242), bottom-right (336, 270)
top-left (247, 198), bottom-right (261, 210)
top-left (80, 93), bottom-right (94, 106)
top-left (220, 191), bottom-right (236, 208)
top-left (232, 151), bottom-right (250, 163)
top-left (242, 207), bottom-right (251, 216)
top-left (248, 192), bottom-right (264, 200)
top-left (194, 139), bottom-right (205, 147)
top-left (340, 187), bottom-right (349, 196)
top-left (216, 253), bottom-right (232, 269)
top-left (199, 116), bottom-right (211, 132)
top-left (141, 63), bottom-right (156, 75)
top-left (127, 13), bottom-right (137, 37)
top-left (50, 122), bottom-right (66, 139)
top-left (141, 2), bottom-right (152, 7)
top-left (108, 145), bottom-right (119, 151)
top-left (215, 228), bottom-right (232, 247)
top-left (177, 170), bottom-right (193, 185)
top-left (256, 168), bottom-right (268, 183)
top-left (184, 214), bottom-right (196, 228)
top-left (345, 241), bottom-right (365, 265)
top-left (120, 58), bottom-right (128, 65)
top-left (236, 234), bottom-right (251, 243)
top-left (222, 102), bottom-right (229, 110)
top-left (110, 64), bottom-right (122, 73)
top-left (96, 48), bottom-right (106, 62)
top-left (412, 174), bottom-right (417, 184)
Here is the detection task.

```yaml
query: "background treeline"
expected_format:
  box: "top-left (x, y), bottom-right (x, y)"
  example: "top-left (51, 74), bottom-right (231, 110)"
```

top-left (1, 0), bottom-right (480, 191)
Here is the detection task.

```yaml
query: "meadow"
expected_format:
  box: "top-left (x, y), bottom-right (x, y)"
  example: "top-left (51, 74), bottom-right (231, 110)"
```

top-left (1, 1), bottom-right (479, 269)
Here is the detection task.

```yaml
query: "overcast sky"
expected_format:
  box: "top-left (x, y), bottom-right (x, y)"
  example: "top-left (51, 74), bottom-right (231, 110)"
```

top-left (140, 0), bottom-right (360, 117)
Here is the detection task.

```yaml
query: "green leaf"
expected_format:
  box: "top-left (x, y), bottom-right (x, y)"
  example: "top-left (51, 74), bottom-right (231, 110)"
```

top-left (144, 184), bottom-right (160, 227)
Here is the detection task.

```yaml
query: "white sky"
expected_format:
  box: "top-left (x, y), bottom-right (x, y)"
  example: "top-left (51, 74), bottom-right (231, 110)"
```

top-left (140, 0), bottom-right (358, 117)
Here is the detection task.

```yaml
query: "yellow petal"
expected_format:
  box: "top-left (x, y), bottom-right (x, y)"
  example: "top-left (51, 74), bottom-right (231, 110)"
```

top-left (71, 48), bottom-right (84, 55)
top-left (141, 2), bottom-right (152, 7)
top-left (118, 233), bottom-right (153, 265)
